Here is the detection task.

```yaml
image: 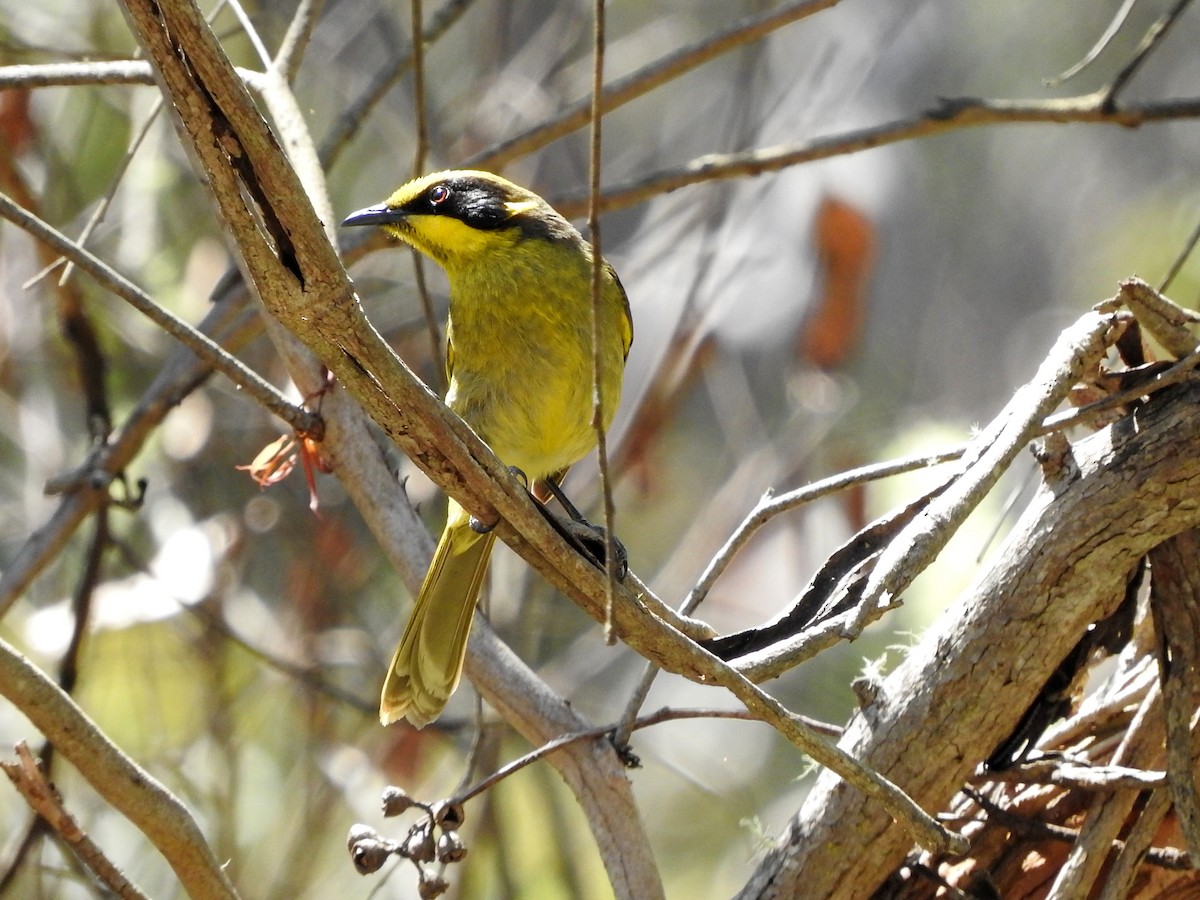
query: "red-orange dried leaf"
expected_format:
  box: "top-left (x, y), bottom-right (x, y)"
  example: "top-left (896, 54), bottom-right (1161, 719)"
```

top-left (798, 195), bottom-right (877, 370)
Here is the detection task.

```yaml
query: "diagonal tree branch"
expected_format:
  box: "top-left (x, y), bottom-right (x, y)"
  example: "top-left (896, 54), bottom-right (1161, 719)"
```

top-left (739, 380), bottom-right (1200, 898)
top-left (0, 639), bottom-right (239, 899)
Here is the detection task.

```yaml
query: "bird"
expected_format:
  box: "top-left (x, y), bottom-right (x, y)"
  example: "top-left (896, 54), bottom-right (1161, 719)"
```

top-left (342, 170), bottom-right (632, 727)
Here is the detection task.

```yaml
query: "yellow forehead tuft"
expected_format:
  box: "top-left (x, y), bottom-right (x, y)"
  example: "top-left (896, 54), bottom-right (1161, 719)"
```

top-left (503, 199), bottom-right (541, 216)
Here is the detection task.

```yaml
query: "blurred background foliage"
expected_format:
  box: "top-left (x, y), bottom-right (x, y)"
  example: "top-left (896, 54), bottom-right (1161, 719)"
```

top-left (0, 0), bottom-right (1198, 897)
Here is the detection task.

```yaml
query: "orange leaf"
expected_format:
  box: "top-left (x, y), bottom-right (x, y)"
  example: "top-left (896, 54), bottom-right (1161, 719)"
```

top-left (798, 195), bottom-right (877, 370)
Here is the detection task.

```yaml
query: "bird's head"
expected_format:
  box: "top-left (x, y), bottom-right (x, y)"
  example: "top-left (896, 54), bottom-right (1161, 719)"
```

top-left (341, 170), bottom-right (576, 267)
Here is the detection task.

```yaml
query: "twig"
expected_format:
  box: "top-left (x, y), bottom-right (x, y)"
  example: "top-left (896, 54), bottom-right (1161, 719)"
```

top-left (586, 0), bottom-right (619, 640)
top-left (0, 142), bottom-right (111, 437)
top-left (0, 60), bottom-right (157, 87)
top-left (1044, 0), bottom-right (1139, 85)
top-left (54, 0), bottom-right (244, 291)
top-left (551, 94), bottom-right (1200, 219)
top-left (979, 760), bottom-right (1165, 791)
top-left (1162, 220), bottom-right (1200, 298)
top-left (56, 510), bottom-right (110, 723)
top-left (182, 600), bottom-right (376, 714)
top-left (686, 447), bottom-right (964, 613)
top-left (452, 706), bottom-right (816, 805)
top-left (467, 0), bottom-right (842, 171)
top-left (964, 786), bottom-right (1191, 871)
top-left (53, 95), bottom-right (164, 291)
top-left (273, 0), bottom-right (324, 83)
top-left (1101, 0), bottom-right (1194, 109)
top-left (407, 0), bottom-right (445, 394)
top-left (318, 0), bottom-right (476, 170)
top-left (224, 0), bottom-right (272, 67)
top-left (1, 743), bottom-right (150, 900)
top-left (851, 311), bottom-right (1122, 631)
top-left (693, 640), bottom-right (968, 855)
top-left (0, 638), bottom-right (239, 899)
top-left (0, 192), bottom-right (319, 436)
top-left (0, 60), bottom-right (267, 92)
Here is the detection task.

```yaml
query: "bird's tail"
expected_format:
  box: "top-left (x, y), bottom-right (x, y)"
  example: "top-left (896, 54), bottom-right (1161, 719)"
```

top-left (380, 501), bottom-right (495, 727)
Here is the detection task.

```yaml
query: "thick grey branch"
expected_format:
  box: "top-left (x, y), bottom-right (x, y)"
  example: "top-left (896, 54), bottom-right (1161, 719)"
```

top-left (740, 381), bottom-right (1200, 898)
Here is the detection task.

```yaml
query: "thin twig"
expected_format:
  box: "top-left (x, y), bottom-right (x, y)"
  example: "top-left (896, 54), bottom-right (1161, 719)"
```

top-left (55, 98), bottom-right (164, 289)
top-left (224, 0), bottom-right (272, 67)
top-left (452, 707), bottom-right (789, 805)
top-left (587, 0), bottom-right (619, 641)
top-left (551, 93), bottom-right (1200, 219)
top-left (408, 0), bottom-right (445, 394)
top-left (55, 0), bottom-right (240, 290)
top-left (273, 0), bottom-right (324, 83)
top-left (0, 141), bottom-right (112, 437)
top-left (979, 760), bottom-right (1165, 791)
top-left (1101, 0), bottom-right (1194, 109)
top-left (0, 60), bottom-right (157, 87)
top-left (183, 600), bottom-right (376, 714)
top-left (0, 192), bottom-right (319, 436)
top-left (1, 743), bottom-right (150, 900)
top-left (1159, 213), bottom-right (1200, 294)
top-left (686, 447), bottom-right (964, 613)
top-left (467, 0), bottom-right (842, 171)
top-left (317, 0), bottom-right (476, 170)
top-left (1044, 0), bottom-right (1139, 85)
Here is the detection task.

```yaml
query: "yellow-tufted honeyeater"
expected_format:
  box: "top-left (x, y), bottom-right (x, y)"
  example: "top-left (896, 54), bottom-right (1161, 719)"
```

top-left (342, 170), bottom-right (632, 727)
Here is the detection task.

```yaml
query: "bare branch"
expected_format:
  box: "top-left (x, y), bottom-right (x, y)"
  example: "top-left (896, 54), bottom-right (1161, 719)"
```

top-left (552, 94), bottom-right (1200, 219)
top-left (687, 447), bottom-right (964, 614)
top-left (1, 743), bottom-right (150, 900)
top-left (467, 0), bottom-right (842, 171)
top-left (0, 641), bottom-right (239, 899)
top-left (1101, 0), bottom-right (1195, 107)
top-left (739, 379), bottom-right (1200, 897)
top-left (0, 292), bottom-right (261, 616)
top-left (850, 311), bottom-right (1122, 623)
top-left (0, 194), bottom-right (318, 436)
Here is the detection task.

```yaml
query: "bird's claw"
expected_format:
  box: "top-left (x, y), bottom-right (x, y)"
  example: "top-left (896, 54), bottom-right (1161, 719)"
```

top-left (469, 467), bottom-right (527, 533)
top-left (469, 514), bottom-right (498, 534)
top-left (558, 517), bottom-right (628, 581)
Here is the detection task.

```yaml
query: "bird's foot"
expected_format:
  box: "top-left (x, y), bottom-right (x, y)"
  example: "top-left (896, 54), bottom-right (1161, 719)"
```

top-left (468, 467), bottom-right (528, 533)
top-left (560, 517), bottom-right (628, 580)
top-left (535, 478), bottom-right (627, 577)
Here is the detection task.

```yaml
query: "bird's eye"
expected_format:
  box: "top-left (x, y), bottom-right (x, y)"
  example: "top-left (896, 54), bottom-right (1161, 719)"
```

top-left (428, 184), bottom-right (451, 207)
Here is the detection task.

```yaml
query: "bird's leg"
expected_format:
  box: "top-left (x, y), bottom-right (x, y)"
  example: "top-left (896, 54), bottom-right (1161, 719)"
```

top-left (470, 469), bottom-right (627, 579)
top-left (536, 477), bottom-right (628, 581)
